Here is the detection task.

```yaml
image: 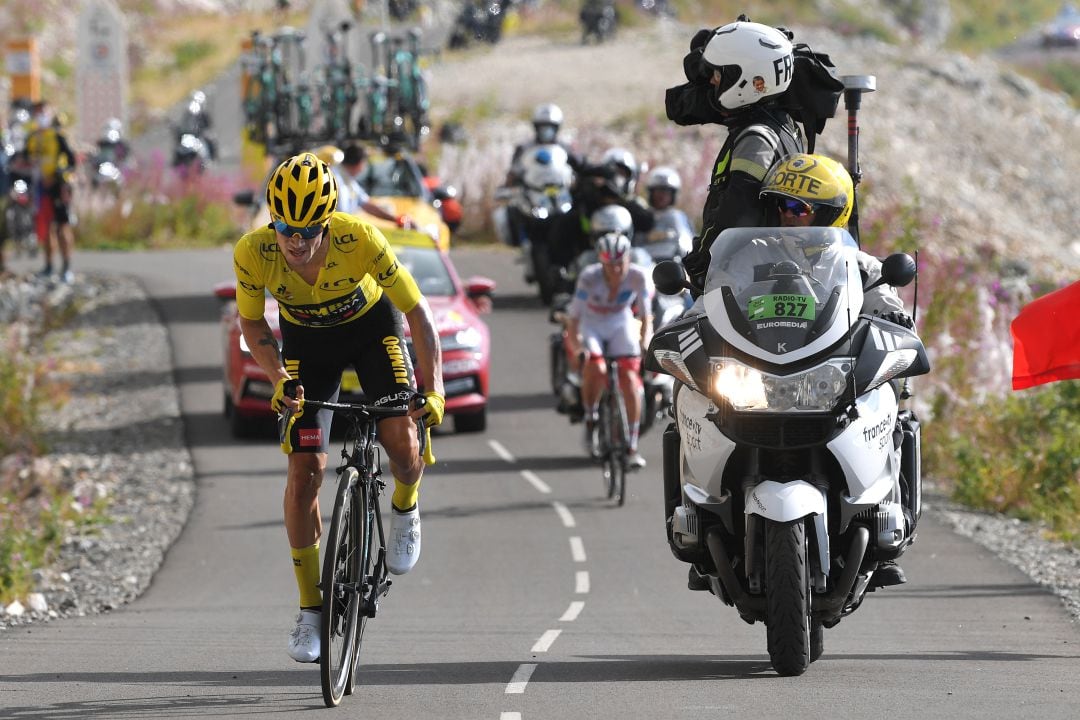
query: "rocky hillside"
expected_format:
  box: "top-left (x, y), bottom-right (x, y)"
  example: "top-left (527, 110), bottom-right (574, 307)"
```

top-left (428, 19), bottom-right (1079, 281)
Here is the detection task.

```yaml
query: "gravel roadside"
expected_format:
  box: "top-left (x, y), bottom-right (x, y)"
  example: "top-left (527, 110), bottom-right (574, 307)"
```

top-left (1, 272), bottom-right (1076, 630)
top-left (0, 272), bottom-right (195, 629)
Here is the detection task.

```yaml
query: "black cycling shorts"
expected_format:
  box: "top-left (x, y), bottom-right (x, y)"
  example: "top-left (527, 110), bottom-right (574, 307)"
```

top-left (280, 295), bottom-right (415, 454)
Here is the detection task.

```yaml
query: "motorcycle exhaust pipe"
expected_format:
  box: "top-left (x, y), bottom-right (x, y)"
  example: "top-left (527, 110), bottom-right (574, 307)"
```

top-left (815, 524), bottom-right (869, 625)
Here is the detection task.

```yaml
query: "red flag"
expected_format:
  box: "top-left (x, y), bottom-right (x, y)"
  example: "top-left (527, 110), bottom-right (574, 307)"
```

top-left (1011, 280), bottom-right (1080, 390)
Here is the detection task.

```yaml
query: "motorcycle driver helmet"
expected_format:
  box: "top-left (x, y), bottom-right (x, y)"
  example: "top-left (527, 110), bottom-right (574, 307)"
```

top-left (532, 103), bottom-right (563, 144)
top-left (600, 147), bottom-right (638, 198)
top-left (590, 204), bottom-right (634, 242)
top-left (645, 165), bottom-right (682, 208)
top-left (759, 154), bottom-right (854, 229)
top-left (266, 152), bottom-right (339, 231)
top-left (701, 20), bottom-right (793, 112)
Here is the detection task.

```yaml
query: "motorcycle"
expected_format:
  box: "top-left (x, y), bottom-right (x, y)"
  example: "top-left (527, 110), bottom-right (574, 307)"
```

top-left (636, 206), bottom-right (694, 266)
top-left (5, 176), bottom-right (37, 258)
top-left (646, 226), bottom-right (928, 676)
top-left (449, 0), bottom-right (507, 49)
top-left (549, 246), bottom-right (683, 435)
top-left (172, 133), bottom-right (210, 179)
top-left (508, 145), bottom-right (575, 301)
top-left (580, 0), bottom-right (616, 44)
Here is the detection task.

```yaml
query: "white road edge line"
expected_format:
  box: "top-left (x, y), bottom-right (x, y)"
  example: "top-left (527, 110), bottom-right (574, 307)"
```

top-left (505, 663), bottom-right (537, 694)
top-left (531, 629), bottom-right (562, 653)
top-left (575, 570), bottom-right (590, 594)
top-left (500, 713), bottom-right (522, 720)
top-left (488, 439), bottom-right (516, 464)
top-left (559, 601), bottom-right (585, 622)
top-left (569, 536), bottom-right (587, 562)
top-left (551, 501), bottom-right (576, 528)
top-left (521, 469), bottom-right (551, 495)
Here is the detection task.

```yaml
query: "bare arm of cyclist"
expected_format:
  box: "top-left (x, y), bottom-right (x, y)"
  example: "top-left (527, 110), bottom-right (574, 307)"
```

top-left (239, 316), bottom-right (302, 412)
top-left (404, 297), bottom-right (444, 416)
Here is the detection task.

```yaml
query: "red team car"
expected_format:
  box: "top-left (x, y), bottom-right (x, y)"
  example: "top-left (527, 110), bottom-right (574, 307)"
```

top-left (216, 231), bottom-right (494, 437)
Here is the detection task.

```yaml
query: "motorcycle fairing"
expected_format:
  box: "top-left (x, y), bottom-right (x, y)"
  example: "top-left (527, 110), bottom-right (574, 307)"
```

top-left (827, 383), bottom-right (899, 524)
top-left (701, 227), bottom-right (864, 365)
top-left (849, 316), bottom-right (931, 393)
top-left (675, 384), bottom-right (736, 498)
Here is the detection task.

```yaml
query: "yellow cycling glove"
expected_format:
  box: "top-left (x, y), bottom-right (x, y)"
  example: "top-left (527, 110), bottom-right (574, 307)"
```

top-left (422, 391), bottom-right (445, 427)
top-left (271, 376), bottom-right (298, 413)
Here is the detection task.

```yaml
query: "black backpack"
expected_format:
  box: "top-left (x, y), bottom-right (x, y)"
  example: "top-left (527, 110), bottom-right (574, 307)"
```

top-left (777, 34), bottom-right (845, 153)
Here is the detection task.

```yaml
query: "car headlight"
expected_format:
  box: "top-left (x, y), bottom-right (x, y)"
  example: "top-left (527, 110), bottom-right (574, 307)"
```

top-left (441, 326), bottom-right (483, 351)
top-left (710, 358), bottom-right (852, 412)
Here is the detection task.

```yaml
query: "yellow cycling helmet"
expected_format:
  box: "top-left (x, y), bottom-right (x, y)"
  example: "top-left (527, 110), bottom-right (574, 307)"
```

top-left (266, 152), bottom-right (339, 228)
top-left (760, 154), bottom-right (854, 229)
top-left (312, 144), bottom-right (344, 166)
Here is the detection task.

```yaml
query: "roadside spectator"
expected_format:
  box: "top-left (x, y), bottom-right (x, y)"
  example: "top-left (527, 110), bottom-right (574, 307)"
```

top-left (26, 102), bottom-right (77, 282)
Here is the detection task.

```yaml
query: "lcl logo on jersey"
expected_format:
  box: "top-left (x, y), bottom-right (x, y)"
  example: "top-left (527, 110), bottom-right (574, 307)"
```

top-left (334, 233), bottom-right (358, 253)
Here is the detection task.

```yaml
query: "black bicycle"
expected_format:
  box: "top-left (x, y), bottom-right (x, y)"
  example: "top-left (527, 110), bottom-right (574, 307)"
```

top-left (279, 397), bottom-right (423, 707)
top-left (596, 355), bottom-right (631, 506)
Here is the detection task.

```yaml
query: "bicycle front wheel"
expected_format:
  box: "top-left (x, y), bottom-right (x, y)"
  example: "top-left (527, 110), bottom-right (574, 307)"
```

top-left (344, 474), bottom-right (381, 695)
top-left (321, 467), bottom-right (362, 707)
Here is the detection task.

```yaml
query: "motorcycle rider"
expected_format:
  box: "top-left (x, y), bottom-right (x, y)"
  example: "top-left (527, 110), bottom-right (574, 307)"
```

top-left (752, 153), bottom-right (913, 589)
top-left (565, 206), bottom-right (654, 470)
top-left (505, 103), bottom-right (580, 248)
top-left (324, 143), bottom-right (416, 228)
top-left (547, 148), bottom-right (654, 275)
top-left (666, 17), bottom-right (803, 288)
top-left (175, 90), bottom-right (217, 161)
top-left (643, 165), bottom-right (694, 257)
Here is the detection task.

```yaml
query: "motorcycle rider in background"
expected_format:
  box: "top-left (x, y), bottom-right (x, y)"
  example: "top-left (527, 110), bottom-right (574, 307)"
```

top-left (547, 148), bottom-right (654, 278)
top-left (565, 207), bottom-right (654, 469)
top-left (642, 165), bottom-right (694, 258)
top-left (176, 90), bottom-right (217, 161)
top-left (505, 103), bottom-right (580, 248)
top-left (666, 18), bottom-right (803, 288)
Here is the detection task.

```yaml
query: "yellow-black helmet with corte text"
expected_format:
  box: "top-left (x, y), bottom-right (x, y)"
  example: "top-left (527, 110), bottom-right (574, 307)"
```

top-left (760, 154), bottom-right (854, 229)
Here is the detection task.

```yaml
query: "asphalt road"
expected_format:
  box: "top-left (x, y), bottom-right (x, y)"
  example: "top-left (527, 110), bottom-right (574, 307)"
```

top-left (1, 246), bottom-right (1079, 719)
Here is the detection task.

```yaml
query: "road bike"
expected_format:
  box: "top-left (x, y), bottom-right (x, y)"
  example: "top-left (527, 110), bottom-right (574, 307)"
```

top-left (596, 355), bottom-right (631, 506)
top-left (280, 396), bottom-right (423, 707)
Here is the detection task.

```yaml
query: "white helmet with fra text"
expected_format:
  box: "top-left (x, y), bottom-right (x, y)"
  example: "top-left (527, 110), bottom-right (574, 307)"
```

top-left (702, 21), bottom-right (793, 111)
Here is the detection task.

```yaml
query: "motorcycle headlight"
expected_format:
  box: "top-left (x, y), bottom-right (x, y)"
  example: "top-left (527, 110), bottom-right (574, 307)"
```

top-left (441, 326), bottom-right (483, 351)
top-left (710, 358), bottom-right (852, 412)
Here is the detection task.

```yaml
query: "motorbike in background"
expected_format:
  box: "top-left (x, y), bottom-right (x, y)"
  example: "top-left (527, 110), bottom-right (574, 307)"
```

top-left (646, 226), bottom-right (928, 676)
top-left (449, 0), bottom-right (508, 48)
top-left (580, 0), bottom-right (616, 44)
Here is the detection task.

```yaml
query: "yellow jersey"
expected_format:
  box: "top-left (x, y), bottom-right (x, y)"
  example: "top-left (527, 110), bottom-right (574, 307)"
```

top-left (233, 212), bottom-right (422, 327)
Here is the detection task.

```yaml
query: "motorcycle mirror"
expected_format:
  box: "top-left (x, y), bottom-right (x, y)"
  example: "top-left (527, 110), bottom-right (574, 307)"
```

top-left (232, 190), bottom-right (256, 208)
top-left (653, 260), bottom-right (691, 296)
top-left (868, 253), bottom-right (917, 290)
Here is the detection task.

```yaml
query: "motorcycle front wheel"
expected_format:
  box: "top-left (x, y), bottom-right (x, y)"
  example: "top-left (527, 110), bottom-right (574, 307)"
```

top-left (764, 519), bottom-right (811, 676)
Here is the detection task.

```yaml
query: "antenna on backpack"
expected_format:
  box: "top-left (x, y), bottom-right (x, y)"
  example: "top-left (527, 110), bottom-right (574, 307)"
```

top-left (840, 74), bottom-right (876, 248)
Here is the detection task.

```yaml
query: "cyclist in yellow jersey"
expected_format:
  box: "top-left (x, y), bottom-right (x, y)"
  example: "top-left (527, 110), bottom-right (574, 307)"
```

top-left (232, 152), bottom-right (444, 663)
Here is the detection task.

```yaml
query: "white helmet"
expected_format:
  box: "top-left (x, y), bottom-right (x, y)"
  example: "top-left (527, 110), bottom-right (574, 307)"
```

top-left (595, 231), bottom-right (632, 264)
top-left (532, 103), bottom-right (563, 144)
top-left (646, 166), bottom-right (681, 192)
top-left (702, 21), bottom-right (793, 111)
top-left (532, 103), bottom-right (564, 127)
top-left (601, 147), bottom-right (639, 196)
top-left (590, 204), bottom-right (633, 238)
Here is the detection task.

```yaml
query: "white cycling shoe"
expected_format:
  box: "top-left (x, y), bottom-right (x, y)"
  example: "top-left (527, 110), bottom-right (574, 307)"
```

top-left (287, 609), bottom-right (321, 663)
top-left (387, 506), bottom-right (421, 575)
top-left (627, 450), bottom-right (647, 470)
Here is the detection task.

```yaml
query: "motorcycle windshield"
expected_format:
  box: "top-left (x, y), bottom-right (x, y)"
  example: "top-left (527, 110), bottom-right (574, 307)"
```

top-left (702, 227), bottom-right (863, 364)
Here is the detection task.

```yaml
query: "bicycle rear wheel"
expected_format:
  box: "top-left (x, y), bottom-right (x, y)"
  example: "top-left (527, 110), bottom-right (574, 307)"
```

top-left (344, 475), bottom-right (381, 695)
top-left (321, 467), bottom-right (362, 707)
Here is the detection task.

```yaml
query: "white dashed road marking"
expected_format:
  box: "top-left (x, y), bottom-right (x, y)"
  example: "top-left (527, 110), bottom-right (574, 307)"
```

top-left (488, 439), bottom-right (516, 464)
top-left (521, 469), bottom-right (551, 494)
top-left (559, 601), bottom-right (585, 622)
top-left (505, 663), bottom-right (537, 694)
top-left (569, 536), bottom-right (587, 562)
top-left (551, 501), bottom-right (576, 527)
top-left (575, 570), bottom-right (590, 593)
top-left (531, 629), bottom-right (562, 653)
